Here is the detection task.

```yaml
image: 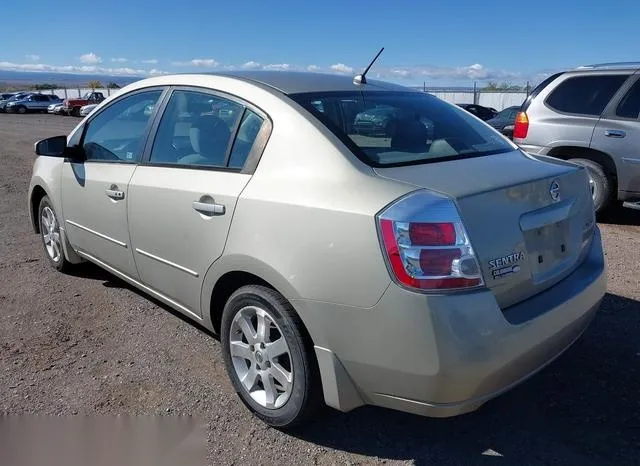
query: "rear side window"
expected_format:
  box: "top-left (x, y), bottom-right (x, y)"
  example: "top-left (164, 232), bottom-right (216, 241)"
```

top-left (149, 90), bottom-right (243, 168)
top-left (546, 75), bottom-right (628, 116)
top-left (291, 91), bottom-right (513, 167)
top-left (616, 79), bottom-right (640, 119)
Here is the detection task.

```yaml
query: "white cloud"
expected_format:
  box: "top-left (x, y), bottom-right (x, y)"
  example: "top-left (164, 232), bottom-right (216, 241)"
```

top-left (111, 57), bottom-right (128, 63)
top-left (25, 54), bottom-right (40, 61)
top-left (79, 52), bottom-right (102, 65)
top-left (307, 65), bottom-right (320, 72)
top-left (148, 68), bottom-right (168, 76)
top-left (191, 58), bottom-right (217, 67)
top-left (171, 58), bottom-right (218, 67)
top-left (262, 63), bottom-right (290, 71)
top-left (391, 69), bottom-right (411, 78)
top-left (0, 60), bottom-right (164, 77)
top-left (330, 63), bottom-right (353, 73)
top-left (242, 61), bottom-right (261, 69)
top-left (142, 59), bottom-right (158, 64)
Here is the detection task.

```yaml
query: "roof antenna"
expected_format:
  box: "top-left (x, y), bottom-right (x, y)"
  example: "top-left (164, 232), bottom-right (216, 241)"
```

top-left (353, 47), bottom-right (384, 85)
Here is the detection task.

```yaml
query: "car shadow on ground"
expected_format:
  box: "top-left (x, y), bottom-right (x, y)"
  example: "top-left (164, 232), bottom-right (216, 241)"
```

top-left (292, 292), bottom-right (640, 466)
top-left (64, 262), bottom-right (218, 340)
top-left (598, 206), bottom-right (640, 226)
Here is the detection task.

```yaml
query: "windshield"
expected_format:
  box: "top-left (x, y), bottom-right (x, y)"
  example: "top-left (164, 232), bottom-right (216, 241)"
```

top-left (82, 93), bottom-right (92, 99)
top-left (291, 91), bottom-right (513, 167)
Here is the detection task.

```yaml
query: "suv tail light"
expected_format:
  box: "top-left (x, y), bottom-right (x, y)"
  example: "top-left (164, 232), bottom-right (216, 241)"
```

top-left (513, 111), bottom-right (529, 139)
top-left (377, 190), bottom-right (484, 291)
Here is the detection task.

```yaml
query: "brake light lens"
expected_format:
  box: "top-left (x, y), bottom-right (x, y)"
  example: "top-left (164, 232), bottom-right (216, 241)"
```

top-left (513, 111), bottom-right (529, 139)
top-left (378, 190), bottom-right (484, 291)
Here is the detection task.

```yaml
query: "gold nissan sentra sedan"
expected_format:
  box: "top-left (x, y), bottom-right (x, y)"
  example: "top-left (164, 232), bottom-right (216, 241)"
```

top-left (28, 70), bottom-right (606, 428)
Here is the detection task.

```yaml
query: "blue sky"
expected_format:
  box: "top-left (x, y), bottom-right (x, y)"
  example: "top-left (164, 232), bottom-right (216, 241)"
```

top-left (2, 0), bottom-right (639, 85)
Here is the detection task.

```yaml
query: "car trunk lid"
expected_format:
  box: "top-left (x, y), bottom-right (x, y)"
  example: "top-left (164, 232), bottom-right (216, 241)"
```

top-left (374, 150), bottom-right (596, 309)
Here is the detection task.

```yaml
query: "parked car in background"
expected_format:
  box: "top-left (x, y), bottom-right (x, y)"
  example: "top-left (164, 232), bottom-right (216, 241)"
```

top-left (0, 92), bottom-right (15, 101)
top-left (5, 94), bottom-right (62, 114)
top-left (29, 71), bottom-right (604, 429)
top-left (485, 105), bottom-right (520, 139)
top-left (513, 62), bottom-right (640, 213)
top-left (0, 92), bottom-right (30, 112)
top-left (79, 103), bottom-right (98, 116)
top-left (62, 91), bottom-right (105, 116)
top-left (48, 102), bottom-right (64, 114)
top-left (456, 103), bottom-right (497, 121)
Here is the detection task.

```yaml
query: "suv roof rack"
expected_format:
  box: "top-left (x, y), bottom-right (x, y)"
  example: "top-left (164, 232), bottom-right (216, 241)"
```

top-left (575, 61), bottom-right (640, 70)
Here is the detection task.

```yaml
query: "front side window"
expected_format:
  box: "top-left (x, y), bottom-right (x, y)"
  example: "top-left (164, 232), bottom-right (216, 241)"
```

top-left (616, 79), bottom-right (640, 119)
top-left (82, 90), bottom-right (162, 162)
top-left (291, 91), bottom-right (513, 167)
top-left (546, 75), bottom-right (628, 116)
top-left (149, 90), bottom-right (248, 168)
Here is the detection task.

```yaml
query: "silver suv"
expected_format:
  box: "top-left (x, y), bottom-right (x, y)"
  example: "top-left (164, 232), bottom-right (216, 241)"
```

top-left (513, 62), bottom-right (640, 213)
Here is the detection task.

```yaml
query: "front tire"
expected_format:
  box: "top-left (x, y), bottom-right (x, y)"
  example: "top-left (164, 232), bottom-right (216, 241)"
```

top-left (221, 285), bottom-right (322, 429)
top-left (16, 106), bottom-right (27, 114)
top-left (568, 158), bottom-right (612, 214)
top-left (38, 195), bottom-right (72, 272)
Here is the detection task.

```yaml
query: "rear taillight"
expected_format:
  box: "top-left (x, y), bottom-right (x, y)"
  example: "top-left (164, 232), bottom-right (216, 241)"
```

top-left (377, 190), bottom-right (484, 291)
top-left (513, 111), bottom-right (529, 139)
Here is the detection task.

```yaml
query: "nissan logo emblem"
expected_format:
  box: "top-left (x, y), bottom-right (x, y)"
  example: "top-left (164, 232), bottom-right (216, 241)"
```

top-left (550, 180), bottom-right (560, 201)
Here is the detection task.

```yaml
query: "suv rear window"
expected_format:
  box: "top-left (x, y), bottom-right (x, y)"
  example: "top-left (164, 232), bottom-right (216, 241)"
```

top-left (546, 75), bottom-right (628, 116)
top-left (290, 91), bottom-right (512, 167)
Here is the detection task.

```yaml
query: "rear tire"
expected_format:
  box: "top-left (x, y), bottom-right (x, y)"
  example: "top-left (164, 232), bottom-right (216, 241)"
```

top-left (568, 158), bottom-right (612, 214)
top-left (72, 107), bottom-right (80, 117)
top-left (220, 285), bottom-right (322, 429)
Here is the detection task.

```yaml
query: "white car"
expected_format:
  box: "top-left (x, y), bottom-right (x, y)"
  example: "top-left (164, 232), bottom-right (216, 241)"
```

top-left (79, 104), bottom-right (98, 116)
top-left (48, 103), bottom-right (63, 114)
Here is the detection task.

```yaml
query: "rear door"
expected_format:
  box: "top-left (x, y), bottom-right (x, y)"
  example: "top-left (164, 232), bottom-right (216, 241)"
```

top-left (591, 74), bottom-right (640, 196)
top-left (61, 88), bottom-right (165, 278)
top-left (127, 88), bottom-right (270, 317)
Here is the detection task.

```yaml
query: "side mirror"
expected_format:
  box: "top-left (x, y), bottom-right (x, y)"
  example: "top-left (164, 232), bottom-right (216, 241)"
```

top-left (34, 135), bottom-right (69, 157)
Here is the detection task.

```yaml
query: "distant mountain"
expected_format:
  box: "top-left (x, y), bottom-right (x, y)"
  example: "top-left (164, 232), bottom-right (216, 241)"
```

top-left (0, 70), bottom-right (142, 88)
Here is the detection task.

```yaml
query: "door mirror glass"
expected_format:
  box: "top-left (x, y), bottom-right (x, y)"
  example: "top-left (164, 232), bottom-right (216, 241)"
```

top-left (35, 136), bottom-right (67, 157)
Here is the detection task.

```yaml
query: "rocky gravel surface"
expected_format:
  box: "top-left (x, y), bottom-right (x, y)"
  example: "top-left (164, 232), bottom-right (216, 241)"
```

top-left (1, 114), bottom-right (639, 465)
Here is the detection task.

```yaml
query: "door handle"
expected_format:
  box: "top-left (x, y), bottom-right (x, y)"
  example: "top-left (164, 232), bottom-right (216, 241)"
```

top-left (604, 129), bottom-right (626, 138)
top-left (192, 201), bottom-right (225, 216)
top-left (105, 188), bottom-right (125, 200)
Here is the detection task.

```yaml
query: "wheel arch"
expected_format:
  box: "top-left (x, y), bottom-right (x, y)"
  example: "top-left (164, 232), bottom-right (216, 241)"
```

top-left (201, 254), bottom-right (302, 335)
top-left (29, 184), bottom-right (48, 233)
top-left (547, 146), bottom-right (618, 186)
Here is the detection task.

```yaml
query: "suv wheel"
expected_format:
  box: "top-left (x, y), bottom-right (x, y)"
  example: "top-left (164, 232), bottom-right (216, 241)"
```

top-left (16, 105), bottom-right (27, 114)
top-left (569, 158), bottom-right (612, 213)
top-left (221, 285), bottom-right (321, 429)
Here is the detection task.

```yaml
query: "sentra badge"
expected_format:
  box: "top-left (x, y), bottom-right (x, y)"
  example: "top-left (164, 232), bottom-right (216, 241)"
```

top-left (489, 251), bottom-right (525, 279)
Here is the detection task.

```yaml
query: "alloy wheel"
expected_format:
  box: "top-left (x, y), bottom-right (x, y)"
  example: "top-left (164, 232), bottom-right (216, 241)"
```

top-left (229, 305), bottom-right (293, 409)
top-left (41, 206), bottom-right (62, 263)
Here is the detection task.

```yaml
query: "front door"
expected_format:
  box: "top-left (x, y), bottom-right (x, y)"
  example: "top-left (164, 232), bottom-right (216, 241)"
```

top-left (127, 88), bottom-right (266, 316)
top-left (61, 88), bottom-right (164, 278)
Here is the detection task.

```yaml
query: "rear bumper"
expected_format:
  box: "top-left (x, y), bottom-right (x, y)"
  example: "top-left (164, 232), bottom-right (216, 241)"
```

top-left (297, 228), bottom-right (606, 417)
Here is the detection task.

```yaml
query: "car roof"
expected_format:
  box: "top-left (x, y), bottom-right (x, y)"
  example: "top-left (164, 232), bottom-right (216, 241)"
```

top-left (170, 70), bottom-right (414, 95)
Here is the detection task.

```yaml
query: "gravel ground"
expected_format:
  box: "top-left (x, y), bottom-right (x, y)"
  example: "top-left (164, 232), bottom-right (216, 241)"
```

top-left (1, 113), bottom-right (639, 465)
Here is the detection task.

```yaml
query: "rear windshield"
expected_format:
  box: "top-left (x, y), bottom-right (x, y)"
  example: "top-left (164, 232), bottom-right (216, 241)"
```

top-left (290, 91), bottom-right (513, 167)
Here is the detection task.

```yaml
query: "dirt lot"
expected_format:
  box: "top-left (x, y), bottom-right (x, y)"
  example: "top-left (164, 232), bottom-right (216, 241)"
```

top-left (1, 113), bottom-right (639, 465)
